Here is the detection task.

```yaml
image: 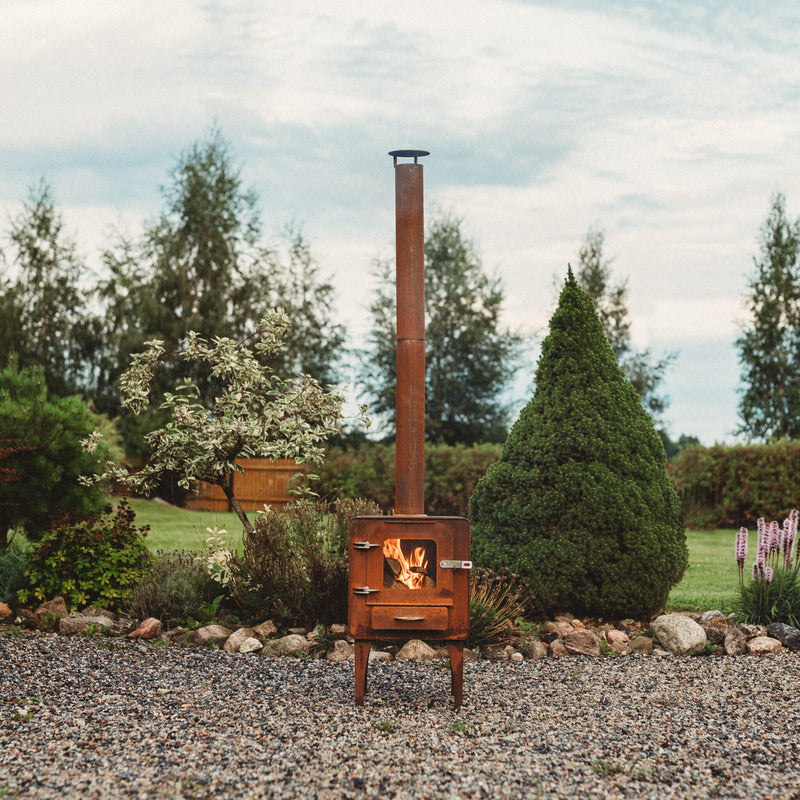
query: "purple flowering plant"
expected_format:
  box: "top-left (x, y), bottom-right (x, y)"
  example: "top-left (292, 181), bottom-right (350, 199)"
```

top-left (735, 509), bottom-right (800, 626)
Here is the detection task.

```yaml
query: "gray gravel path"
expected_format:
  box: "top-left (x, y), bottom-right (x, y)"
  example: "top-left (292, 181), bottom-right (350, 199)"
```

top-left (2, 634), bottom-right (800, 799)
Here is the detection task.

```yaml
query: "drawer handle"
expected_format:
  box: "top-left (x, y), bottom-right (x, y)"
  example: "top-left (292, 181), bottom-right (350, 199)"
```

top-left (395, 614), bottom-right (425, 622)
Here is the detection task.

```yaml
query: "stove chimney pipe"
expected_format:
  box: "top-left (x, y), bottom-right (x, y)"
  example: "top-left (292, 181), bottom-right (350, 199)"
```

top-left (390, 149), bottom-right (429, 516)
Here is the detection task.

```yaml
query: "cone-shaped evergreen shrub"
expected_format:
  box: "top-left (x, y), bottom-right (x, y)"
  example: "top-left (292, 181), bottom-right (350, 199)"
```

top-left (469, 271), bottom-right (687, 619)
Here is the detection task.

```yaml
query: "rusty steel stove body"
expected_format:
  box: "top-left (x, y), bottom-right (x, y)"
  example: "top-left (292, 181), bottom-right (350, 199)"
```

top-left (348, 150), bottom-right (472, 708)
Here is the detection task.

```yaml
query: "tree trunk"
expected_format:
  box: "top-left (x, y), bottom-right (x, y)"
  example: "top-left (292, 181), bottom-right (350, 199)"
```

top-left (219, 474), bottom-right (253, 537)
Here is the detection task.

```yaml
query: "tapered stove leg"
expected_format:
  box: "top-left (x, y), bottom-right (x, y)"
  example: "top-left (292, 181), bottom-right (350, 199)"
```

top-left (354, 640), bottom-right (371, 706)
top-left (447, 642), bottom-right (464, 709)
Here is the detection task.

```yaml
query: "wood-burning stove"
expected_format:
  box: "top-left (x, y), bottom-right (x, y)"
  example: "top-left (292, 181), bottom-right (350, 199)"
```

top-left (348, 150), bottom-right (472, 708)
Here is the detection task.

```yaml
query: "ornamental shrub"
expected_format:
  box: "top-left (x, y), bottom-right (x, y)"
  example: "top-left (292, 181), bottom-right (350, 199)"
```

top-left (17, 501), bottom-right (151, 611)
top-left (229, 497), bottom-right (381, 626)
top-left (469, 271), bottom-right (687, 619)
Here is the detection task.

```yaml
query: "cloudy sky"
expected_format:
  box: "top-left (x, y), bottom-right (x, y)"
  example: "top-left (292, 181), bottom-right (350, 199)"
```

top-left (3, 0), bottom-right (800, 444)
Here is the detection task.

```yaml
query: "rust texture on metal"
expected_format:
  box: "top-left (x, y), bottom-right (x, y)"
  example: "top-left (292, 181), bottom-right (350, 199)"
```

top-left (348, 150), bottom-right (470, 709)
top-left (394, 160), bottom-right (426, 516)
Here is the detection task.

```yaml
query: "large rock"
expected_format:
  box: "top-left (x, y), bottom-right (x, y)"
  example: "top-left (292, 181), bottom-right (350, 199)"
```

top-left (701, 625), bottom-right (727, 646)
top-left (193, 624), bottom-right (234, 648)
top-left (628, 636), bottom-right (654, 654)
top-left (326, 640), bottom-right (354, 662)
top-left (746, 636), bottom-right (782, 655)
top-left (127, 617), bottom-right (163, 640)
top-left (766, 622), bottom-right (800, 651)
top-left (223, 627), bottom-right (258, 653)
top-left (252, 620), bottom-right (277, 637)
top-left (606, 629), bottom-right (629, 645)
top-left (516, 633), bottom-right (548, 660)
top-left (238, 638), bottom-right (263, 654)
top-left (395, 639), bottom-right (438, 661)
top-left (549, 640), bottom-right (569, 657)
top-left (261, 634), bottom-right (313, 657)
top-left (651, 614), bottom-right (706, 655)
top-left (724, 627), bottom-right (748, 656)
top-left (563, 629), bottom-right (601, 657)
top-left (59, 613), bottom-right (114, 636)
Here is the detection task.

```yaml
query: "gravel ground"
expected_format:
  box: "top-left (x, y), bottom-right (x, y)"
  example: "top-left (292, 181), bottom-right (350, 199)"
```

top-left (2, 633), bottom-right (800, 799)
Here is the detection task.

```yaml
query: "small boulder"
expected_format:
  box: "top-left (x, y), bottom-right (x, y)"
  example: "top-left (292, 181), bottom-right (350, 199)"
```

top-left (698, 610), bottom-right (725, 624)
top-left (193, 624), bottom-right (234, 648)
top-left (34, 597), bottom-right (67, 630)
top-left (510, 651), bottom-right (524, 662)
top-left (746, 636), bottom-right (782, 655)
top-left (651, 614), bottom-right (706, 656)
top-left (701, 626), bottom-right (727, 646)
top-left (329, 623), bottom-right (347, 638)
top-left (0, 602), bottom-right (12, 620)
top-left (482, 645), bottom-right (510, 661)
top-left (724, 627), bottom-right (748, 656)
top-left (110, 617), bottom-right (138, 637)
top-left (606, 629), bottom-right (629, 645)
top-left (628, 636), bottom-right (654, 655)
top-left (395, 639), bottom-right (438, 661)
top-left (261, 634), bottom-right (313, 657)
top-left (766, 622), bottom-right (800, 651)
top-left (564, 629), bottom-right (602, 657)
top-left (59, 613), bottom-right (114, 636)
top-left (516, 632), bottom-right (547, 660)
top-left (238, 637), bottom-right (263, 654)
top-left (610, 640), bottom-right (631, 656)
top-left (549, 640), bottom-right (569, 657)
top-left (224, 627), bottom-right (258, 653)
top-left (326, 640), bottom-right (354, 662)
top-left (739, 623), bottom-right (768, 639)
top-left (252, 620), bottom-right (278, 637)
top-left (82, 605), bottom-right (115, 619)
top-left (127, 617), bottom-right (163, 640)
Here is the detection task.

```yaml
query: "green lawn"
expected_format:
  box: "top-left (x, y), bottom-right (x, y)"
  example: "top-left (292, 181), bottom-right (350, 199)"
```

top-left (666, 528), bottom-right (751, 613)
top-left (126, 498), bottom-right (748, 614)
top-left (122, 498), bottom-right (246, 553)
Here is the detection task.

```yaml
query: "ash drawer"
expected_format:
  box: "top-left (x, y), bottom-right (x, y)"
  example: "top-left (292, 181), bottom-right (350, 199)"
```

top-left (371, 606), bottom-right (448, 631)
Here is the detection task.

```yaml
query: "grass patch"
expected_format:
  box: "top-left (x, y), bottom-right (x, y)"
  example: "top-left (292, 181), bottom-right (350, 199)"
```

top-left (666, 528), bottom-right (755, 613)
top-left (118, 498), bottom-right (245, 553)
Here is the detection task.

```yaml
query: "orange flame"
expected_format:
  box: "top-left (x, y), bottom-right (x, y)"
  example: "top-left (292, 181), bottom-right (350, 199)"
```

top-left (383, 538), bottom-right (428, 589)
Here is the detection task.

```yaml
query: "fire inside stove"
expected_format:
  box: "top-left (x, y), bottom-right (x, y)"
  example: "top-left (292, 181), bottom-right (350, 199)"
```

top-left (383, 538), bottom-right (436, 590)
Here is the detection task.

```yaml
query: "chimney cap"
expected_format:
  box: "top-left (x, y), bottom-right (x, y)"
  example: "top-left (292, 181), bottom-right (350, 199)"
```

top-left (389, 149), bottom-right (430, 165)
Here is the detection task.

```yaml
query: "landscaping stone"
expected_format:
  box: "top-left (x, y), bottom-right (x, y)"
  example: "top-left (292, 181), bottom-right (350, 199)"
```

top-left (766, 622), bottom-right (800, 651)
top-left (697, 610), bottom-right (725, 624)
top-left (395, 639), bottom-right (438, 661)
top-left (223, 627), bottom-right (258, 653)
top-left (651, 614), bottom-right (706, 655)
top-left (127, 617), bottom-right (163, 640)
top-left (746, 636), bottom-right (783, 655)
top-left (237, 637), bottom-right (263, 654)
top-left (193, 624), bottom-right (234, 648)
top-left (629, 635), bottom-right (654, 654)
top-left (326, 640), bottom-right (354, 662)
top-left (261, 634), bottom-right (313, 657)
top-left (606, 629), bottom-right (629, 645)
top-left (482, 645), bottom-right (511, 661)
top-left (563, 629), bottom-right (601, 657)
top-left (516, 632), bottom-right (548, 660)
top-left (739, 623), bottom-right (768, 638)
top-left (329, 623), bottom-right (347, 637)
top-left (58, 613), bottom-right (114, 636)
top-left (81, 604), bottom-right (115, 618)
top-left (724, 627), bottom-right (748, 656)
top-left (701, 625), bottom-right (727, 646)
top-left (609, 640), bottom-right (631, 655)
top-left (252, 620), bottom-right (277, 637)
top-left (0, 602), bottom-right (11, 620)
top-left (549, 640), bottom-right (569, 657)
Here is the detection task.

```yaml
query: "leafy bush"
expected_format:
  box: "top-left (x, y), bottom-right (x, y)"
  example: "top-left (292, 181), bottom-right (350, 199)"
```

top-left (470, 271), bottom-right (687, 619)
top-left (230, 498), bottom-right (381, 626)
top-left (466, 568), bottom-right (530, 650)
top-left (126, 549), bottom-right (221, 626)
top-left (0, 359), bottom-right (106, 548)
top-left (670, 441), bottom-right (800, 529)
top-left (18, 501), bottom-right (151, 610)
top-left (316, 443), bottom-right (501, 515)
top-left (735, 512), bottom-right (800, 626)
top-left (0, 549), bottom-right (27, 605)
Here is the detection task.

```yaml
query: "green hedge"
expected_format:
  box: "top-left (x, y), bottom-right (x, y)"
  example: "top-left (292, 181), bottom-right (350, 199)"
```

top-left (669, 441), bottom-right (800, 529)
top-left (316, 443), bottom-right (502, 516)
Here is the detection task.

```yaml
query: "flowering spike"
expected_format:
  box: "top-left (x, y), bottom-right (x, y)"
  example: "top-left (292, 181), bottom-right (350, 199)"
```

top-left (735, 527), bottom-right (748, 566)
top-left (764, 565), bottom-right (774, 584)
top-left (768, 520), bottom-right (781, 553)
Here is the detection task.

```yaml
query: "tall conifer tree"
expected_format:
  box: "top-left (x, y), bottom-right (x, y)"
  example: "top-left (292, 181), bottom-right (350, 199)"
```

top-left (470, 271), bottom-right (686, 618)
